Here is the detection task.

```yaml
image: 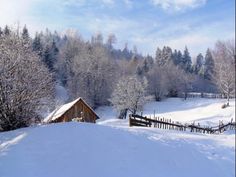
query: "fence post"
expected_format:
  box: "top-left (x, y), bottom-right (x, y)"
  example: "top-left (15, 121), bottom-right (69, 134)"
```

top-left (129, 114), bottom-right (132, 127)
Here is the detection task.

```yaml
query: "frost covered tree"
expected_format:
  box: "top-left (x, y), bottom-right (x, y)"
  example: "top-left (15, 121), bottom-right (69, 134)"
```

top-left (58, 34), bottom-right (116, 108)
top-left (181, 46), bottom-right (192, 72)
top-left (0, 30), bottom-right (54, 131)
top-left (204, 48), bottom-right (215, 80)
top-left (155, 47), bottom-right (162, 66)
top-left (110, 75), bottom-right (148, 119)
top-left (155, 46), bottom-right (172, 66)
top-left (147, 65), bottom-right (169, 101)
top-left (212, 40), bottom-right (235, 105)
top-left (32, 32), bottom-right (44, 58)
top-left (72, 44), bottom-right (116, 108)
top-left (0, 27), bottom-right (3, 37)
top-left (3, 25), bottom-right (10, 36)
top-left (194, 53), bottom-right (204, 75)
top-left (22, 25), bottom-right (29, 41)
top-left (43, 39), bottom-right (59, 71)
top-left (179, 71), bottom-right (194, 100)
top-left (106, 33), bottom-right (117, 49)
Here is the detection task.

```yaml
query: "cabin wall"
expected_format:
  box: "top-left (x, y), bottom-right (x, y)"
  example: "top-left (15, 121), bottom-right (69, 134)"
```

top-left (54, 100), bottom-right (96, 123)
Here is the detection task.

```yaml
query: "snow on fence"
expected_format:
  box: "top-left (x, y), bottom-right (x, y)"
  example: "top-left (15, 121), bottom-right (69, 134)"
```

top-left (129, 114), bottom-right (236, 134)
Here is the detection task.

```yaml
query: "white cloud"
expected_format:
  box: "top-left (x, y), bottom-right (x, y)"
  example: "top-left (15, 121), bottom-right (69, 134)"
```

top-left (78, 15), bottom-right (138, 35)
top-left (0, 0), bottom-right (33, 27)
top-left (164, 33), bottom-right (213, 54)
top-left (123, 0), bottom-right (133, 8)
top-left (150, 0), bottom-right (207, 12)
top-left (101, 0), bottom-right (114, 5)
top-left (62, 0), bottom-right (85, 6)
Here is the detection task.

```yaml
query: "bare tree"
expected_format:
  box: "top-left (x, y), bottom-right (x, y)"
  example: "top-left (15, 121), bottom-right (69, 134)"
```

top-left (106, 33), bottom-right (117, 49)
top-left (58, 34), bottom-right (117, 108)
top-left (212, 40), bottom-right (235, 105)
top-left (0, 30), bottom-right (54, 131)
top-left (72, 44), bottom-right (116, 108)
top-left (147, 65), bottom-right (169, 101)
top-left (110, 75), bottom-right (148, 118)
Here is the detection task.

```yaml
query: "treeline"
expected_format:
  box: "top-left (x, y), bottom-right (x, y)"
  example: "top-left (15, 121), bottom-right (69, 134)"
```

top-left (0, 25), bottom-right (235, 131)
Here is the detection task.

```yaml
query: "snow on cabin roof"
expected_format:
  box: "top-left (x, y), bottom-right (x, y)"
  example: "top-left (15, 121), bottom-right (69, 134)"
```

top-left (43, 98), bottom-right (99, 123)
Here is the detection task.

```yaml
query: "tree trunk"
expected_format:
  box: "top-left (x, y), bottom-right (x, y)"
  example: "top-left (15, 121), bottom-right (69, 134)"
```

top-left (118, 109), bottom-right (128, 119)
top-left (184, 92), bottom-right (187, 100)
top-left (227, 93), bottom-right (230, 106)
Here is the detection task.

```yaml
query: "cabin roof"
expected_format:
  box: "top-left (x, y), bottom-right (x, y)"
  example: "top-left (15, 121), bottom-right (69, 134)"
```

top-left (44, 98), bottom-right (99, 123)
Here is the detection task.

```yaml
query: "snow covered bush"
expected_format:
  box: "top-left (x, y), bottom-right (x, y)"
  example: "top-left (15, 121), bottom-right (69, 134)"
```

top-left (0, 30), bottom-right (54, 131)
top-left (110, 75), bottom-right (148, 119)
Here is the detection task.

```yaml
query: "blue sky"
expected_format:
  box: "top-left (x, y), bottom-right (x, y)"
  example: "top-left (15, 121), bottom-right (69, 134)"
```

top-left (0, 0), bottom-right (235, 57)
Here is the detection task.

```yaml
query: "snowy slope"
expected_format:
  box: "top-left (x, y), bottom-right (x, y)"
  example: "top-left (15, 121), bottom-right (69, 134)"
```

top-left (0, 98), bottom-right (235, 177)
top-left (0, 122), bottom-right (235, 177)
top-left (96, 98), bottom-right (235, 126)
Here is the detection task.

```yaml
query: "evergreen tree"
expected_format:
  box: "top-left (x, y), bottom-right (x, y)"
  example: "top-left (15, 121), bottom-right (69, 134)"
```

top-left (22, 25), bottom-right (29, 40)
top-left (3, 25), bottom-right (10, 35)
top-left (162, 46), bottom-right (172, 65)
top-left (142, 56), bottom-right (154, 73)
top-left (32, 33), bottom-right (44, 57)
top-left (194, 53), bottom-right (204, 75)
top-left (0, 27), bottom-right (3, 37)
top-left (204, 48), bottom-right (215, 80)
top-left (43, 39), bottom-right (59, 71)
top-left (182, 46), bottom-right (192, 72)
top-left (172, 49), bottom-right (178, 65)
top-left (155, 46), bottom-right (172, 66)
top-left (155, 47), bottom-right (162, 66)
top-left (122, 43), bottom-right (132, 60)
top-left (176, 50), bottom-right (183, 65)
top-left (136, 56), bottom-right (154, 76)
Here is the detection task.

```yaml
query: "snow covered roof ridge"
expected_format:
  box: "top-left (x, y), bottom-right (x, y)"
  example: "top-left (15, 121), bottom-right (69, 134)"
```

top-left (43, 97), bottom-right (98, 123)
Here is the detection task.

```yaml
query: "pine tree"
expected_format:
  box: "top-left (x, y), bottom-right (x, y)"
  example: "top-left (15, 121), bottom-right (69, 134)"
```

top-left (122, 43), bottom-right (132, 60)
top-left (43, 40), bottom-right (59, 71)
top-left (172, 49), bottom-right (178, 65)
top-left (182, 46), bottom-right (192, 72)
top-left (140, 56), bottom-right (154, 74)
top-left (155, 47), bottom-right (162, 66)
top-left (155, 46), bottom-right (172, 66)
top-left (0, 27), bottom-right (3, 37)
top-left (194, 53), bottom-right (204, 75)
top-left (162, 46), bottom-right (172, 65)
top-left (32, 33), bottom-right (44, 57)
top-left (176, 50), bottom-right (183, 65)
top-left (204, 48), bottom-right (214, 80)
top-left (22, 25), bottom-right (29, 40)
top-left (3, 25), bottom-right (10, 36)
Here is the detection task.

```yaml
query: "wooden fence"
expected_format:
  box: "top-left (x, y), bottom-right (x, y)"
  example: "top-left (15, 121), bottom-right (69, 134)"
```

top-left (179, 92), bottom-right (235, 99)
top-left (129, 114), bottom-right (236, 134)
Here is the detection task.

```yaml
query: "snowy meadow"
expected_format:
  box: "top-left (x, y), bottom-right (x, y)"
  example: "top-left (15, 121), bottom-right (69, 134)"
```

top-left (0, 98), bottom-right (235, 177)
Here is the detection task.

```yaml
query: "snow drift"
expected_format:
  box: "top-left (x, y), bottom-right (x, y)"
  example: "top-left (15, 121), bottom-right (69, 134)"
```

top-left (0, 122), bottom-right (235, 177)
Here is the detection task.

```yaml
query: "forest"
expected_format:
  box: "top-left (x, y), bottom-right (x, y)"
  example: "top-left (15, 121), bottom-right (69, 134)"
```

top-left (0, 25), bottom-right (235, 131)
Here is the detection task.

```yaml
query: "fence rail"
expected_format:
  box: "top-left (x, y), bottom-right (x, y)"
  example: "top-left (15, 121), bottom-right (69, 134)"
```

top-left (179, 92), bottom-right (235, 99)
top-left (129, 114), bottom-right (236, 134)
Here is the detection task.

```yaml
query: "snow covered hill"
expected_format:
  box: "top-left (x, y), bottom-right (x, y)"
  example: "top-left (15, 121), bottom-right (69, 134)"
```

top-left (0, 98), bottom-right (235, 177)
top-left (96, 98), bottom-right (235, 126)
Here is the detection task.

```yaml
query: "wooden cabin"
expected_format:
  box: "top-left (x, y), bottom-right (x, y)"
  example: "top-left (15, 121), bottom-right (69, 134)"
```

top-left (44, 98), bottom-right (99, 123)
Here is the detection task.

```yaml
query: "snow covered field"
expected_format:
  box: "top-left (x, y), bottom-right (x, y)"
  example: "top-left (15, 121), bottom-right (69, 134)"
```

top-left (96, 98), bottom-right (235, 126)
top-left (0, 98), bottom-right (235, 177)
